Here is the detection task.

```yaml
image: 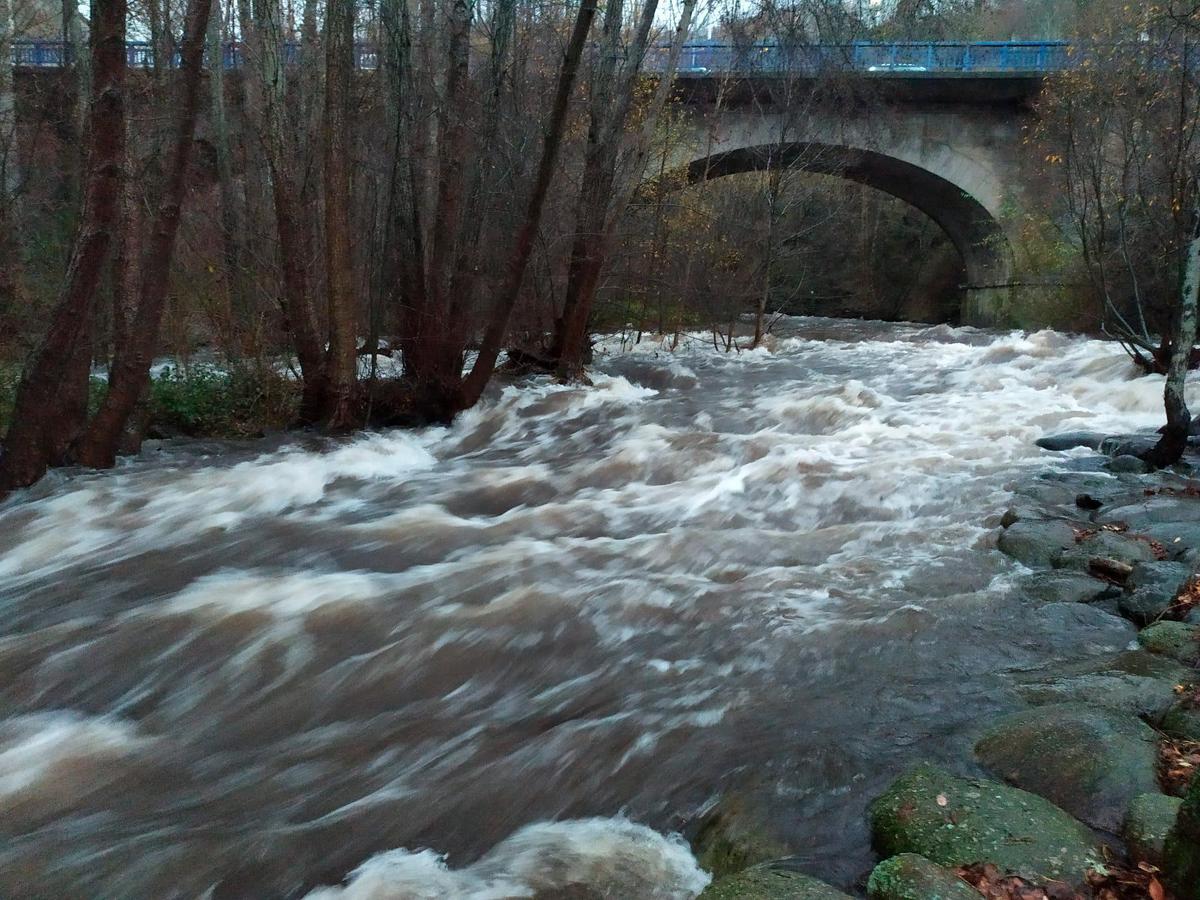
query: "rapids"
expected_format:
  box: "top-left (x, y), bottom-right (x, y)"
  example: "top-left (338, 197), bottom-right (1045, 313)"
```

top-left (0, 318), bottom-right (1190, 899)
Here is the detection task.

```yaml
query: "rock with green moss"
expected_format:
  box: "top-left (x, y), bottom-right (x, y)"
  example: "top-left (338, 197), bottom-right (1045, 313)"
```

top-left (974, 704), bottom-right (1160, 831)
top-left (1140, 621), bottom-right (1200, 666)
top-left (691, 798), bottom-right (793, 880)
top-left (1124, 793), bottom-right (1183, 868)
top-left (866, 854), bottom-right (979, 900)
top-left (869, 765), bottom-right (1102, 884)
top-left (698, 865), bottom-right (851, 899)
top-left (1162, 699), bottom-right (1200, 742)
top-left (1165, 773), bottom-right (1200, 900)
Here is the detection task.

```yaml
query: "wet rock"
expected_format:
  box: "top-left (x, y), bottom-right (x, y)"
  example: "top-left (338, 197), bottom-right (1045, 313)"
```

top-left (1165, 772), bottom-right (1200, 900)
top-left (1036, 432), bottom-right (1107, 452)
top-left (1014, 571), bottom-right (1118, 606)
top-left (692, 797), bottom-right (792, 880)
top-left (1055, 531), bottom-right (1157, 572)
top-left (974, 704), bottom-right (1160, 832)
top-left (997, 520), bottom-right (1079, 567)
top-left (1099, 494), bottom-right (1200, 531)
top-left (698, 864), bottom-right (851, 899)
top-left (1139, 621), bottom-right (1200, 666)
top-left (1029, 602), bottom-right (1137, 651)
top-left (1121, 591), bottom-right (1180, 627)
top-left (1124, 793), bottom-right (1183, 868)
top-left (866, 854), bottom-right (978, 900)
top-left (869, 765), bottom-right (1101, 884)
top-left (1014, 650), bottom-right (1190, 721)
top-left (1130, 560), bottom-right (1193, 592)
top-left (1100, 434), bottom-right (1161, 459)
top-left (1119, 561), bottom-right (1194, 625)
top-left (1162, 699), bottom-right (1200, 741)
top-left (1107, 454), bottom-right (1150, 474)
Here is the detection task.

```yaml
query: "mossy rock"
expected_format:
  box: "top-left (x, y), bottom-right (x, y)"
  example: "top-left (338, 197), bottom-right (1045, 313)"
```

top-left (1124, 793), bottom-right (1183, 868)
top-left (1140, 621), bottom-right (1200, 666)
top-left (692, 798), bottom-right (793, 880)
top-left (869, 765), bottom-right (1102, 884)
top-left (974, 704), bottom-right (1160, 831)
top-left (866, 854), bottom-right (979, 900)
top-left (1165, 772), bottom-right (1200, 900)
top-left (1162, 699), bottom-right (1200, 741)
top-left (698, 864), bottom-right (851, 899)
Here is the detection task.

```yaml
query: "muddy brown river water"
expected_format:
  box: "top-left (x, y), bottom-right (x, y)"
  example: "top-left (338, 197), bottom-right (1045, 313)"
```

top-left (0, 319), bottom-right (1186, 898)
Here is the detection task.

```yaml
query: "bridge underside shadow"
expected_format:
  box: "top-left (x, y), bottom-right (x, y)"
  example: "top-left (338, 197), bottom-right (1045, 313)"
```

top-left (683, 143), bottom-right (1015, 293)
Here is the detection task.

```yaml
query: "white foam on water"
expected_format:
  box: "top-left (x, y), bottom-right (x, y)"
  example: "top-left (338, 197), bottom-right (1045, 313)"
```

top-left (0, 430), bottom-right (439, 583)
top-left (304, 817), bottom-right (710, 899)
top-left (0, 712), bottom-right (151, 818)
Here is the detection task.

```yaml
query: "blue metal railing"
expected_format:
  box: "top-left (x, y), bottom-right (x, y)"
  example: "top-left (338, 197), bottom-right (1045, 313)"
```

top-left (8, 38), bottom-right (1072, 75)
top-left (652, 40), bottom-right (1074, 74)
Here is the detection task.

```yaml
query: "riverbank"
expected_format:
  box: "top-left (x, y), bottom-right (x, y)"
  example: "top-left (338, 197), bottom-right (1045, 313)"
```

top-left (696, 431), bottom-right (1200, 898)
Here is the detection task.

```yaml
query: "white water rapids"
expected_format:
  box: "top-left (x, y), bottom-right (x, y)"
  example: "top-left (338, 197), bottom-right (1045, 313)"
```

top-left (0, 318), bottom-right (1192, 899)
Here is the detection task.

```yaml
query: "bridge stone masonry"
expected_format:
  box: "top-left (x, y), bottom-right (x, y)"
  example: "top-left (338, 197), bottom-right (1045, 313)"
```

top-left (667, 66), bottom-right (1053, 325)
top-left (11, 39), bottom-right (1072, 324)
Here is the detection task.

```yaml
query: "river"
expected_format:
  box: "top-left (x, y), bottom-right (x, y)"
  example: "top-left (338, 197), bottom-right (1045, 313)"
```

top-left (0, 318), bottom-right (1185, 899)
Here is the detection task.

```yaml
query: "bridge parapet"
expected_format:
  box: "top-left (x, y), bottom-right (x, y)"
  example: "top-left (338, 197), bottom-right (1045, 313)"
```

top-left (9, 38), bottom-right (1071, 76)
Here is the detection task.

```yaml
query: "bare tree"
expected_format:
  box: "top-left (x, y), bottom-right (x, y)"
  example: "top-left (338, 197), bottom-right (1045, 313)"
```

top-left (322, 0), bottom-right (357, 427)
top-left (0, 0), bottom-right (127, 494)
top-left (74, 0), bottom-right (216, 468)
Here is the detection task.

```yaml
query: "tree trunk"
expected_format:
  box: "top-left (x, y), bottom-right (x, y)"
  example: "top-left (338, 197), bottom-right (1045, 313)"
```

top-left (74, 0), bottom-right (215, 468)
top-left (1143, 189), bottom-right (1200, 468)
top-left (243, 0), bottom-right (326, 421)
top-left (551, 0), bottom-right (698, 376)
top-left (207, 0), bottom-right (250, 327)
top-left (457, 0), bottom-right (599, 409)
top-left (414, 0), bottom-right (474, 400)
top-left (321, 0), bottom-right (357, 427)
top-left (0, 0), bottom-right (126, 494)
top-left (0, 0), bottom-right (19, 325)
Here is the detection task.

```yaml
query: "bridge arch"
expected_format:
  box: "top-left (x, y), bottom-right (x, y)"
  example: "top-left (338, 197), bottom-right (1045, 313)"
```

top-left (680, 142), bottom-right (1014, 292)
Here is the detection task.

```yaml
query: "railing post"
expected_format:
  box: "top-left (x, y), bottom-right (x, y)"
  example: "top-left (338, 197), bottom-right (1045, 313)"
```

top-left (927, 41), bottom-right (935, 69)
top-left (963, 43), bottom-right (972, 72)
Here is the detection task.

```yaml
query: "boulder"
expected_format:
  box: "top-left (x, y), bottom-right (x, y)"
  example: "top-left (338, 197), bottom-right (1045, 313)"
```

top-left (866, 854), bottom-right (978, 900)
top-left (1036, 432), bottom-right (1107, 452)
top-left (1055, 531), bottom-right (1157, 572)
top-left (1162, 699), bottom-right (1200, 742)
top-left (1014, 651), bottom-right (1190, 721)
top-left (997, 520), bottom-right (1078, 568)
top-left (1108, 455), bottom-right (1150, 475)
top-left (1165, 772), bottom-right (1200, 900)
top-left (1028, 602), bottom-right (1137, 651)
top-left (1124, 793), bottom-right (1183, 868)
top-left (699, 865), bottom-right (851, 899)
top-left (974, 704), bottom-right (1160, 832)
top-left (1129, 560), bottom-right (1194, 593)
top-left (869, 766), bottom-right (1101, 884)
top-left (1100, 434), bottom-right (1161, 458)
top-left (1015, 571), bottom-right (1119, 606)
top-left (692, 797), bottom-right (792, 880)
top-left (1139, 621), bottom-right (1200, 666)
